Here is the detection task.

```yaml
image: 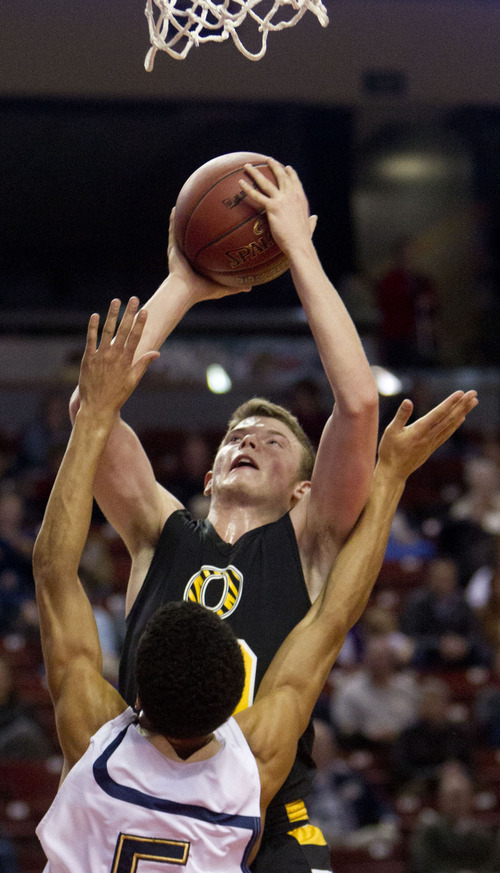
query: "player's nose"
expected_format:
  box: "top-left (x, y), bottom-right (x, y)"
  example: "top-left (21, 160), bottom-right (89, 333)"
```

top-left (239, 433), bottom-right (257, 449)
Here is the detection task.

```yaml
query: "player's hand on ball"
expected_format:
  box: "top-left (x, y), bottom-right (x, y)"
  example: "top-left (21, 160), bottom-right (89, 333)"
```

top-left (240, 158), bottom-right (313, 257)
top-left (167, 209), bottom-right (252, 302)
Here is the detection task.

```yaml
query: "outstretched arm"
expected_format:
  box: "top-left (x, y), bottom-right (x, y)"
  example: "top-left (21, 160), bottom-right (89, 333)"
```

top-left (240, 160), bottom-right (379, 587)
top-left (33, 299), bottom-right (159, 771)
top-left (239, 389), bottom-right (478, 809)
top-left (68, 221), bottom-right (253, 612)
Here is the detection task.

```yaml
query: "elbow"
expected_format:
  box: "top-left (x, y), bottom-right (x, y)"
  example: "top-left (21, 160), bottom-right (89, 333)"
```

top-left (32, 536), bottom-right (50, 589)
top-left (353, 379), bottom-right (379, 418)
top-left (336, 378), bottom-right (379, 422)
top-left (32, 534), bottom-right (60, 593)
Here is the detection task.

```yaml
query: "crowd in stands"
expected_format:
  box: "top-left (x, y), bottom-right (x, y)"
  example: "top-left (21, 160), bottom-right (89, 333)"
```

top-left (1, 383), bottom-right (500, 872)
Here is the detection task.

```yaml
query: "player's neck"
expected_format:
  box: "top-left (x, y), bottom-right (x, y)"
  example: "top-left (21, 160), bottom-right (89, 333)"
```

top-left (207, 501), bottom-right (283, 544)
top-left (140, 726), bottom-right (221, 762)
top-left (165, 734), bottom-right (219, 761)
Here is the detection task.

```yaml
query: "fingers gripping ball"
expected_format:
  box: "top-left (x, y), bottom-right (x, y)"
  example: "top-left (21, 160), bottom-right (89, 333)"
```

top-left (174, 152), bottom-right (289, 287)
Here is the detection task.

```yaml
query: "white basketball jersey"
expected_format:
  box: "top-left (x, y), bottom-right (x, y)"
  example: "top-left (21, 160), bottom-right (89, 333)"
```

top-left (36, 708), bottom-right (261, 873)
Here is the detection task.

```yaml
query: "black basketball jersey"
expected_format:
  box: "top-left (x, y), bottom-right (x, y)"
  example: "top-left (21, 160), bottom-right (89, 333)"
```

top-left (119, 509), bottom-right (317, 826)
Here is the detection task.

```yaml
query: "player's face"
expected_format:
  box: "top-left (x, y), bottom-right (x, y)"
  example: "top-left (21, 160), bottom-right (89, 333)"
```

top-left (206, 416), bottom-right (308, 508)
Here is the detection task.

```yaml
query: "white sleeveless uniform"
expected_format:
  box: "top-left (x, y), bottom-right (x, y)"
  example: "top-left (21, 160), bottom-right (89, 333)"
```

top-left (36, 708), bottom-right (261, 873)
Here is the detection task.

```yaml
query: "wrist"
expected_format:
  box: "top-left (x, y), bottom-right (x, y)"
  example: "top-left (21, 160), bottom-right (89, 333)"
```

top-left (373, 459), bottom-right (408, 494)
top-left (75, 402), bottom-right (118, 433)
top-left (162, 271), bottom-right (199, 306)
top-left (285, 237), bottom-right (317, 266)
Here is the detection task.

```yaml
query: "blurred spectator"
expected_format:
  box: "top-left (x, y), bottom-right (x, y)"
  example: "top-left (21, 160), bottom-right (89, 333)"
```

top-left (384, 508), bottom-right (436, 562)
top-left (470, 553), bottom-right (500, 651)
top-left (329, 636), bottom-right (419, 751)
top-left (375, 237), bottom-right (440, 369)
top-left (0, 490), bottom-right (36, 635)
top-left (166, 432), bottom-right (213, 519)
top-left (360, 605), bottom-right (414, 667)
top-left (0, 824), bottom-right (18, 873)
top-left (400, 555), bottom-right (491, 669)
top-left (474, 647), bottom-right (500, 747)
top-left (23, 443), bottom-right (66, 527)
top-left (78, 529), bottom-right (123, 685)
top-left (408, 762), bottom-right (499, 873)
top-left (0, 490), bottom-right (34, 563)
top-left (287, 378), bottom-right (328, 449)
top-left (391, 676), bottom-right (472, 797)
top-left (308, 719), bottom-right (399, 849)
top-left (0, 655), bottom-right (53, 759)
top-left (450, 456), bottom-right (500, 537)
top-left (466, 536), bottom-right (500, 615)
top-left (16, 391), bottom-right (71, 474)
top-left (331, 624), bottom-right (365, 671)
top-left (441, 456), bottom-right (500, 586)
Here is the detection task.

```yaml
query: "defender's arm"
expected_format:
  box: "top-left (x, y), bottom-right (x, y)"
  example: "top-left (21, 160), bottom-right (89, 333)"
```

top-left (239, 390), bottom-right (478, 809)
top-left (34, 300), bottom-right (158, 769)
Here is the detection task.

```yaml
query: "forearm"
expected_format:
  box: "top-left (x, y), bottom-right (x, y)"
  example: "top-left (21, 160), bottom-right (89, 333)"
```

top-left (288, 243), bottom-right (377, 412)
top-left (256, 461), bottom-right (405, 721)
top-left (134, 274), bottom-right (197, 357)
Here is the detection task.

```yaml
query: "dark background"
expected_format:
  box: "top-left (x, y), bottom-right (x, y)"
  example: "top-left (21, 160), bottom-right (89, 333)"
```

top-left (0, 98), bottom-right (354, 313)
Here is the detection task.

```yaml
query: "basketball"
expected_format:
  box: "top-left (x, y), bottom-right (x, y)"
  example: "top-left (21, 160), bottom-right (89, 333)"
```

top-left (174, 152), bottom-right (290, 287)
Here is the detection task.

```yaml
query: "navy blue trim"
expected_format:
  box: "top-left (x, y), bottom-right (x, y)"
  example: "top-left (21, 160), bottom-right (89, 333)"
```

top-left (93, 724), bottom-right (261, 836)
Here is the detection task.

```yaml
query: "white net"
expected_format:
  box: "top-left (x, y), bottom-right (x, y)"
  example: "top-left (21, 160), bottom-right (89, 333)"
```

top-left (144, 0), bottom-right (329, 64)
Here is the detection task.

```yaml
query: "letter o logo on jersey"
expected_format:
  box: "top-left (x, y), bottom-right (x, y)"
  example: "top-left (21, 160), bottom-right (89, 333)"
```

top-left (183, 565), bottom-right (243, 619)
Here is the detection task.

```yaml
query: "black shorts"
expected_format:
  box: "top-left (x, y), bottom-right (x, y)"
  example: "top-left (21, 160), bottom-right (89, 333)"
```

top-left (251, 825), bottom-right (332, 873)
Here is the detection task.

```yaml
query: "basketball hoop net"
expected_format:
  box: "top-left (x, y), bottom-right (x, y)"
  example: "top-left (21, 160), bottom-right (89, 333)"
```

top-left (144, 0), bottom-right (329, 64)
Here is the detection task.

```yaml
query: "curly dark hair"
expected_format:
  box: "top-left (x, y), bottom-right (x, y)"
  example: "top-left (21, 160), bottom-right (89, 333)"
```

top-left (135, 601), bottom-right (245, 739)
top-left (226, 397), bottom-right (315, 481)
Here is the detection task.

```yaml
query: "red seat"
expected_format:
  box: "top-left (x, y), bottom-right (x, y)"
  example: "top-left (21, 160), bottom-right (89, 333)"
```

top-left (0, 758), bottom-right (62, 803)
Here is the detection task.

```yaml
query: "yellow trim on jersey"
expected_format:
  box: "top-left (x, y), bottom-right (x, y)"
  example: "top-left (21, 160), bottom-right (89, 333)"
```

top-left (288, 824), bottom-right (328, 847)
top-left (285, 799), bottom-right (309, 825)
top-left (285, 800), bottom-right (328, 846)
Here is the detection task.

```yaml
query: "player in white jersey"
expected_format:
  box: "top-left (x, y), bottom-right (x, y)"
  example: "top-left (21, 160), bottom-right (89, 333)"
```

top-left (33, 297), bottom-right (477, 873)
top-left (38, 709), bottom-right (261, 873)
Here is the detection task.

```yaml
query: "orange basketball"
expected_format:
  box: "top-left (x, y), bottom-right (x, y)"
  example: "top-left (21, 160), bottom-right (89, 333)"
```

top-left (174, 152), bottom-right (289, 287)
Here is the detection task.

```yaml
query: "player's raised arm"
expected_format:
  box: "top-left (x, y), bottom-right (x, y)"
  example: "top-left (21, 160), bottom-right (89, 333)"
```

top-left (33, 299), bottom-right (159, 770)
top-left (68, 213), bottom-right (252, 608)
top-left (240, 390), bottom-right (478, 809)
top-left (240, 159), bottom-right (379, 582)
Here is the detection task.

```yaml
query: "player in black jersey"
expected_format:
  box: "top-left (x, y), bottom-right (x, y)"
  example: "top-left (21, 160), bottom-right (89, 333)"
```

top-left (38, 299), bottom-right (477, 873)
top-left (68, 160), bottom-right (380, 873)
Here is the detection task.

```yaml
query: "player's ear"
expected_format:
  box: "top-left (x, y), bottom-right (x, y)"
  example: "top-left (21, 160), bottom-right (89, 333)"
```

top-left (290, 480), bottom-right (311, 507)
top-left (204, 470), bottom-right (213, 495)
